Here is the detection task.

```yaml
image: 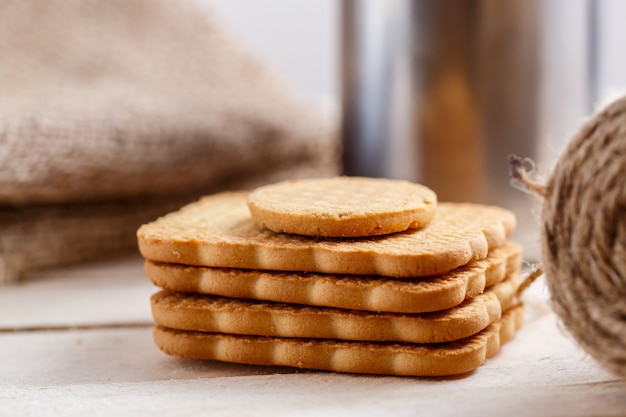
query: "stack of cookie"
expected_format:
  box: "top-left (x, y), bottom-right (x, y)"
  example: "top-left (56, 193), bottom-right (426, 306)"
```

top-left (137, 177), bottom-right (524, 377)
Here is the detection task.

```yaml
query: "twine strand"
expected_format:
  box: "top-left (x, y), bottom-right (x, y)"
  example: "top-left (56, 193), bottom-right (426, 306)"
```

top-left (515, 265), bottom-right (544, 299)
top-left (508, 154), bottom-right (546, 298)
top-left (508, 154), bottom-right (547, 198)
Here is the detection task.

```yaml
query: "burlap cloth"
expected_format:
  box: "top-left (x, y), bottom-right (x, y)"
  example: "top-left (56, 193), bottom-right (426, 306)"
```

top-left (0, 0), bottom-right (340, 283)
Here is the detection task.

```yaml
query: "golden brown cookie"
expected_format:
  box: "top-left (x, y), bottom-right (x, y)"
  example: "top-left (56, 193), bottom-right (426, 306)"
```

top-left (150, 275), bottom-right (519, 344)
top-left (137, 192), bottom-right (516, 277)
top-left (145, 241), bottom-right (521, 313)
top-left (152, 304), bottom-right (524, 377)
top-left (246, 177), bottom-right (437, 237)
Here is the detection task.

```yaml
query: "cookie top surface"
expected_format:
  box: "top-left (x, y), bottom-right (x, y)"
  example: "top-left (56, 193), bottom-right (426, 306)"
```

top-left (137, 191), bottom-right (516, 277)
top-left (246, 177), bottom-right (437, 237)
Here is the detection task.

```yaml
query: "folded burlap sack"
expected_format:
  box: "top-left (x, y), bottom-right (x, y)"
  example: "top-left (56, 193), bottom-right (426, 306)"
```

top-left (0, 0), bottom-right (339, 283)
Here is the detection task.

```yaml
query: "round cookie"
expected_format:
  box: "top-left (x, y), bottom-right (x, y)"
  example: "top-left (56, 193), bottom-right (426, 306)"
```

top-left (246, 177), bottom-right (437, 237)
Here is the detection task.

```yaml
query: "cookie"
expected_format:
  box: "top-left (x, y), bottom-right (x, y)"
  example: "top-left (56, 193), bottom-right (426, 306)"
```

top-left (246, 177), bottom-right (437, 237)
top-left (152, 304), bottom-right (524, 377)
top-left (145, 241), bottom-right (521, 313)
top-left (150, 275), bottom-right (519, 344)
top-left (137, 191), bottom-right (516, 277)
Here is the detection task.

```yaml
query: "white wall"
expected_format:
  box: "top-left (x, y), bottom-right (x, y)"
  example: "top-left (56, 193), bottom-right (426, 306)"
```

top-left (208, 0), bottom-right (340, 104)
top-left (594, 0), bottom-right (626, 108)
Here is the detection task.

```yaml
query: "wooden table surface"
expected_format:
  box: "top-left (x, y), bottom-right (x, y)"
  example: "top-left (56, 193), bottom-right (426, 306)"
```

top-left (2, 254), bottom-right (625, 416)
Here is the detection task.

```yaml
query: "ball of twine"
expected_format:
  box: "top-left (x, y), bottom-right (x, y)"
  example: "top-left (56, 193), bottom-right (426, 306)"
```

top-left (511, 96), bottom-right (626, 378)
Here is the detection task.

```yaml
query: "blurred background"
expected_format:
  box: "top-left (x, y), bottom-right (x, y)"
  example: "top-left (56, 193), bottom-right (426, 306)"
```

top-left (211, 0), bottom-right (626, 261)
top-left (3, 0), bottom-right (626, 280)
top-left (209, 0), bottom-right (338, 107)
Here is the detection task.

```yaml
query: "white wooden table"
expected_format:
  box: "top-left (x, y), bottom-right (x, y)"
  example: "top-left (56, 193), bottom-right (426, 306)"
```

top-left (2, 254), bottom-right (625, 416)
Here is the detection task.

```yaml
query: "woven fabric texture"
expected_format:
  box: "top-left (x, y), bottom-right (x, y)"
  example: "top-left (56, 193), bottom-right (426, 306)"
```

top-left (0, 0), bottom-right (339, 282)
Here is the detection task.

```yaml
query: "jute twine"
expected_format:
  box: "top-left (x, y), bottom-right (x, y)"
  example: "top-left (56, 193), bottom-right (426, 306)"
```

top-left (510, 96), bottom-right (626, 378)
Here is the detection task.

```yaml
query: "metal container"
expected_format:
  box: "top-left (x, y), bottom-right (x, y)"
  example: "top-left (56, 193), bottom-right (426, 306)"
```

top-left (341, 0), bottom-right (597, 261)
